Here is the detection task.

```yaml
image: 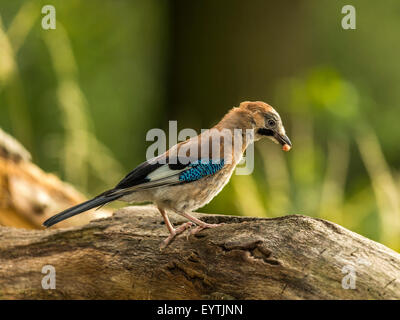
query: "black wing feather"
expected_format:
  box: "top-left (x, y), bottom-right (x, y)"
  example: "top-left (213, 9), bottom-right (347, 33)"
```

top-left (115, 155), bottom-right (196, 189)
top-left (115, 159), bottom-right (164, 189)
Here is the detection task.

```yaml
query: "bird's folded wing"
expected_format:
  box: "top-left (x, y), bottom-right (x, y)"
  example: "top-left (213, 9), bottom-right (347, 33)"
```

top-left (111, 156), bottom-right (225, 194)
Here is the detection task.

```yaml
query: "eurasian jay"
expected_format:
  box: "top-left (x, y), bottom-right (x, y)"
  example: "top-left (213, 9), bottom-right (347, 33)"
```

top-left (43, 101), bottom-right (292, 247)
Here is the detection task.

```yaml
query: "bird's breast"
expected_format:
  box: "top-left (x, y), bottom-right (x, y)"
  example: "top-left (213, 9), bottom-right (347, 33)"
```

top-left (153, 163), bottom-right (236, 212)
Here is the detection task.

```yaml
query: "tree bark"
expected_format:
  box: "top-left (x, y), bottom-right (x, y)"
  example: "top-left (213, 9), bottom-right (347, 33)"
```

top-left (0, 205), bottom-right (399, 299)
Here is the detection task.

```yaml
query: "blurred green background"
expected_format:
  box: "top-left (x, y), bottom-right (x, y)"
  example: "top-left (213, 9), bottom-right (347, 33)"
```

top-left (1, 0), bottom-right (400, 250)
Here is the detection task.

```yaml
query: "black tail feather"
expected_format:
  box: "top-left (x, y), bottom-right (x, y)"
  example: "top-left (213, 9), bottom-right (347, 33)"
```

top-left (43, 192), bottom-right (122, 228)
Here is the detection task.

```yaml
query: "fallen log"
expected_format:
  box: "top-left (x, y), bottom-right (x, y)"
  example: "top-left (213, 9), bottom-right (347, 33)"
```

top-left (0, 205), bottom-right (399, 299)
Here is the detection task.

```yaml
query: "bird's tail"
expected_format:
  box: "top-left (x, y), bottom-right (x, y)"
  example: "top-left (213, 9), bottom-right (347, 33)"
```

top-left (42, 191), bottom-right (122, 228)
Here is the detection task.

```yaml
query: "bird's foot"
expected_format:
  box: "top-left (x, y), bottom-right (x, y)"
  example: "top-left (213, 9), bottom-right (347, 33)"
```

top-left (188, 222), bottom-right (225, 238)
top-left (160, 221), bottom-right (194, 250)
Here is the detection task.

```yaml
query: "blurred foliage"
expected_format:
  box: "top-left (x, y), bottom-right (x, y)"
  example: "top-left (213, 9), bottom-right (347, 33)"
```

top-left (0, 0), bottom-right (399, 251)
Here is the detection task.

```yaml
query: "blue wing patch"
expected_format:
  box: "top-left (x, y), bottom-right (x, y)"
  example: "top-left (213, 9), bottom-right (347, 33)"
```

top-left (179, 159), bottom-right (225, 182)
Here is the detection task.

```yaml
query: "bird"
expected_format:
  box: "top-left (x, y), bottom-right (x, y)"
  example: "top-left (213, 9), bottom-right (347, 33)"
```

top-left (43, 101), bottom-right (292, 247)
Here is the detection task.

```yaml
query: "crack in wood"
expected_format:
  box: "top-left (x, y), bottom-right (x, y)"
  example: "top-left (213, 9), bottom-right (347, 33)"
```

top-left (217, 238), bottom-right (281, 266)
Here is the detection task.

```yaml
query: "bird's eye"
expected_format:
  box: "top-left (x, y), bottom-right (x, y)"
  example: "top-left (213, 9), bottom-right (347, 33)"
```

top-left (268, 119), bottom-right (276, 127)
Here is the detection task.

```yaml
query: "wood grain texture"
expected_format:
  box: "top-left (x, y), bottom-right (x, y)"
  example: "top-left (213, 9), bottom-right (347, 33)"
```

top-left (0, 205), bottom-right (399, 299)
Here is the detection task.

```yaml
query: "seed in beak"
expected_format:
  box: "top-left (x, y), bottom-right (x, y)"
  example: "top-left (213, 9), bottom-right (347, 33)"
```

top-left (282, 144), bottom-right (291, 152)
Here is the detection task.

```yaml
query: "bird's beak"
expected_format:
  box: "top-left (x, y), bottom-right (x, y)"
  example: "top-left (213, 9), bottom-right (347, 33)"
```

top-left (274, 132), bottom-right (292, 151)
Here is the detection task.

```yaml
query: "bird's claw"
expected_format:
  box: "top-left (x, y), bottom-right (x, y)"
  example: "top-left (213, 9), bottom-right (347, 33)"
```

top-left (187, 222), bottom-right (225, 238)
top-left (160, 222), bottom-right (225, 249)
top-left (160, 221), bottom-right (194, 250)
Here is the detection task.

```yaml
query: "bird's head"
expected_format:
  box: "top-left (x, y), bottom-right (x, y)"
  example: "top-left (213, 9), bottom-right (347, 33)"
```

top-left (238, 101), bottom-right (292, 151)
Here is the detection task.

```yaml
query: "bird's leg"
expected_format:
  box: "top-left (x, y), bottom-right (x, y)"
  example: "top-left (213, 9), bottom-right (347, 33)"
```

top-left (158, 207), bottom-right (193, 249)
top-left (179, 211), bottom-right (224, 236)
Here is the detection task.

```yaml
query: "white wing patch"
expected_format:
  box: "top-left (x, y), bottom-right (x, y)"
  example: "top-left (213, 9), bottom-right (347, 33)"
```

top-left (146, 164), bottom-right (187, 181)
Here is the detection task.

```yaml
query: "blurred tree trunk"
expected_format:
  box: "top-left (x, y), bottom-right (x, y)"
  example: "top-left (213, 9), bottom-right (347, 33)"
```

top-left (168, 0), bottom-right (307, 123)
top-left (0, 128), bottom-right (111, 229)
